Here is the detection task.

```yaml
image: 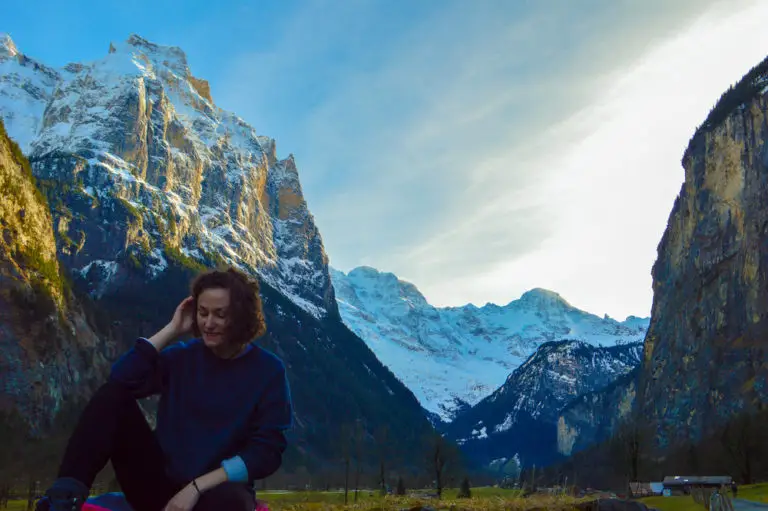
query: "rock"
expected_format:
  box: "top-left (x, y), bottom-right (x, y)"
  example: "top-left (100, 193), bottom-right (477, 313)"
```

top-left (638, 53), bottom-right (768, 447)
top-left (556, 368), bottom-right (638, 456)
top-left (0, 118), bottom-right (110, 439)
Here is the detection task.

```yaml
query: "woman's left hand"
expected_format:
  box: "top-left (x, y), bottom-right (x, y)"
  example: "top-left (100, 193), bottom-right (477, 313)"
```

top-left (164, 483), bottom-right (200, 511)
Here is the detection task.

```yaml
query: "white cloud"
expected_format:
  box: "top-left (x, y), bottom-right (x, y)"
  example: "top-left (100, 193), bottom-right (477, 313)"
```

top-left (215, 0), bottom-right (766, 319)
top-left (407, 0), bottom-right (768, 319)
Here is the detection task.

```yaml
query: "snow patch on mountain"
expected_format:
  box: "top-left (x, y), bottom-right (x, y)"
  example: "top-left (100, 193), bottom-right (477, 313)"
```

top-left (331, 266), bottom-right (649, 422)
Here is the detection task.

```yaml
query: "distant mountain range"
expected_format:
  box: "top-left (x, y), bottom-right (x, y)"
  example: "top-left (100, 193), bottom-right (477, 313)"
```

top-left (331, 266), bottom-right (649, 422)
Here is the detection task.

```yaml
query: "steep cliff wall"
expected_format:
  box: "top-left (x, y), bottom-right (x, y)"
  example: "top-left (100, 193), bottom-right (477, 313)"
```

top-left (0, 119), bottom-right (111, 438)
top-left (556, 368), bottom-right (637, 457)
top-left (639, 55), bottom-right (768, 449)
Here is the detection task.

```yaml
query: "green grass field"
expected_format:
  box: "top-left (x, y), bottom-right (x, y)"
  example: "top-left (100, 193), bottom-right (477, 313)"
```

top-left (638, 482), bottom-right (768, 511)
top-left (16, 483), bottom-right (768, 511)
top-left (6, 501), bottom-right (26, 511)
top-left (3, 487), bottom-right (571, 511)
top-left (736, 482), bottom-right (768, 502)
top-left (257, 486), bottom-right (523, 503)
top-left (638, 495), bottom-right (702, 511)
top-left (255, 487), bottom-right (539, 510)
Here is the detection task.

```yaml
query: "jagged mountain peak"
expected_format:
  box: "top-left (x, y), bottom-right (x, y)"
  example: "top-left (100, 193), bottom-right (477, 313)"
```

top-left (519, 338), bottom-right (636, 369)
top-left (340, 266), bottom-right (430, 310)
top-left (121, 34), bottom-right (190, 74)
top-left (0, 33), bottom-right (334, 319)
top-left (514, 287), bottom-right (571, 309)
top-left (347, 265), bottom-right (390, 278)
top-left (0, 33), bottom-right (18, 58)
top-left (271, 153), bottom-right (301, 184)
top-left (533, 338), bottom-right (590, 356)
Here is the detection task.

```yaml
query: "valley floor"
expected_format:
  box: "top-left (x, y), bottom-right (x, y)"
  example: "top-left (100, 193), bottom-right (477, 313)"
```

top-left (9, 484), bottom-right (768, 511)
top-left (2, 487), bottom-right (582, 511)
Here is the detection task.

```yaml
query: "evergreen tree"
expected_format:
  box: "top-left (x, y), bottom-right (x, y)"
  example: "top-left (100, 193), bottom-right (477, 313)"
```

top-left (458, 476), bottom-right (471, 499)
top-left (396, 476), bottom-right (406, 496)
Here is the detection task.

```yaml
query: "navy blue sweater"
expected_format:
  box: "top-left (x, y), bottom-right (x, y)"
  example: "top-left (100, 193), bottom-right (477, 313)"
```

top-left (110, 338), bottom-right (293, 486)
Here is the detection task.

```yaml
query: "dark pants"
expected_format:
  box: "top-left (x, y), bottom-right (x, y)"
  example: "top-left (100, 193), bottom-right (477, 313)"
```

top-left (57, 382), bottom-right (255, 511)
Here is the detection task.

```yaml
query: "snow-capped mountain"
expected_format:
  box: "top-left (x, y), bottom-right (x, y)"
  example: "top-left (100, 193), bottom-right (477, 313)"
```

top-left (444, 340), bottom-right (643, 468)
top-left (0, 34), bottom-right (439, 473)
top-left (0, 33), bottom-right (332, 316)
top-left (331, 266), bottom-right (649, 422)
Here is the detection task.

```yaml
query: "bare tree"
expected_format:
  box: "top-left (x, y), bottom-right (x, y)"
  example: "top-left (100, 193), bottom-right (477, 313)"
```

top-left (340, 423), bottom-right (352, 504)
top-left (424, 433), bottom-right (450, 498)
top-left (611, 418), bottom-right (648, 491)
top-left (374, 424), bottom-right (390, 495)
top-left (353, 419), bottom-right (365, 503)
top-left (720, 413), bottom-right (757, 484)
top-left (25, 477), bottom-right (38, 511)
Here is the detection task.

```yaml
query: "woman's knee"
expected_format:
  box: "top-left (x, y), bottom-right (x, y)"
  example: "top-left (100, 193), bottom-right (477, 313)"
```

top-left (93, 380), bottom-right (134, 399)
top-left (196, 482), bottom-right (254, 511)
top-left (85, 381), bottom-right (137, 412)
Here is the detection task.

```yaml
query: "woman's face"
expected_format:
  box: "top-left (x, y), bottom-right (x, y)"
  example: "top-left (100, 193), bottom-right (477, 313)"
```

top-left (197, 287), bottom-right (231, 348)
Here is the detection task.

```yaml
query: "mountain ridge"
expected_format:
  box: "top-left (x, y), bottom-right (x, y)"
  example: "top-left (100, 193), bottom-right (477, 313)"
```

top-left (331, 265), bottom-right (649, 422)
top-left (444, 339), bottom-right (643, 469)
top-left (340, 265), bottom-right (644, 321)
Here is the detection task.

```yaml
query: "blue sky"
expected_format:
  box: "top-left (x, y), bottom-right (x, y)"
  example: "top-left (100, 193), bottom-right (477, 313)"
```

top-left (5, 0), bottom-right (768, 319)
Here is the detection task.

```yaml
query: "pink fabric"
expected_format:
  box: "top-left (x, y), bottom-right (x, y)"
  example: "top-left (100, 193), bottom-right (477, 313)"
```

top-left (82, 498), bottom-right (268, 511)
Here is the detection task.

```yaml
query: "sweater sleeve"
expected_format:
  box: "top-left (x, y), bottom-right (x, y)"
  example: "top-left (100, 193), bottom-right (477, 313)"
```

top-left (221, 455), bottom-right (249, 483)
top-left (237, 363), bottom-right (294, 482)
top-left (109, 338), bottom-right (177, 399)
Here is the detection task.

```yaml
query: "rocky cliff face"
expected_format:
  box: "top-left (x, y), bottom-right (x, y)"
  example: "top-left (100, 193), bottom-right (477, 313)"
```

top-left (444, 340), bottom-right (642, 468)
top-left (639, 55), bottom-right (768, 449)
top-left (0, 33), bottom-right (332, 317)
top-left (556, 368), bottom-right (637, 457)
top-left (0, 119), bottom-right (111, 437)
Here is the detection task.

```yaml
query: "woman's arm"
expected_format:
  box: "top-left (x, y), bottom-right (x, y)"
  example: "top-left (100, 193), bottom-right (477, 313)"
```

top-left (109, 297), bottom-right (195, 398)
top-left (193, 468), bottom-right (229, 492)
top-left (163, 468), bottom-right (229, 511)
top-left (235, 364), bottom-right (294, 482)
top-left (146, 322), bottom-right (184, 352)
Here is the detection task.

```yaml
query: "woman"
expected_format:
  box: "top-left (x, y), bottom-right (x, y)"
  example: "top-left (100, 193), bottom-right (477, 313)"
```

top-left (36, 267), bottom-right (294, 511)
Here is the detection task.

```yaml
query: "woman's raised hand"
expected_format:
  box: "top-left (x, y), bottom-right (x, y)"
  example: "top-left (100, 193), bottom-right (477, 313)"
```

top-left (170, 296), bottom-right (195, 337)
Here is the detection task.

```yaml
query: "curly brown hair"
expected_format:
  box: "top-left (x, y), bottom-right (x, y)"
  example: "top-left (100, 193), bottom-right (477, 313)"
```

top-left (190, 267), bottom-right (267, 348)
